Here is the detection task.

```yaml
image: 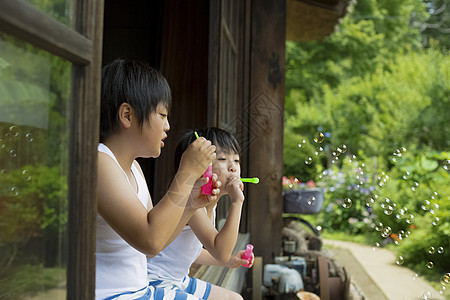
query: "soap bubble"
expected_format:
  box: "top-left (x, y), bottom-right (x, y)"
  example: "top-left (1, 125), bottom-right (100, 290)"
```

top-left (402, 171), bottom-right (410, 180)
top-left (443, 160), bottom-right (449, 171)
top-left (308, 197), bottom-right (316, 206)
top-left (305, 157), bottom-right (312, 165)
top-left (25, 132), bottom-right (34, 142)
top-left (432, 217), bottom-right (440, 226)
top-left (9, 125), bottom-right (19, 137)
top-left (421, 200), bottom-right (431, 211)
top-left (337, 144), bottom-right (347, 154)
top-left (11, 187), bottom-right (18, 196)
top-left (430, 192), bottom-right (438, 200)
top-left (297, 140), bottom-right (306, 148)
top-left (439, 286), bottom-right (447, 295)
top-left (440, 273), bottom-right (450, 285)
top-left (412, 273), bottom-right (419, 281)
top-left (342, 198), bottom-right (352, 208)
top-left (9, 149), bottom-right (17, 158)
top-left (375, 222), bottom-right (383, 231)
top-left (426, 262), bottom-right (434, 269)
top-left (406, 214), bottom-right (415, 224)
top-left (427, 247), bottom-right (435, 254)
top-left (314, 132), bottom-right (324, 143)
top-left (372, 242), bottom-right (381, 251)
top-left (437, 247), bottom-right (444, 254)
top-left (421, 291), bottom-right (432, 300)
top-left (411, 182), bottom-right (419, 191)
top-left (395, 256), bottom-right (404, 265)
top-left (381, 227), bottom-right (392, 238)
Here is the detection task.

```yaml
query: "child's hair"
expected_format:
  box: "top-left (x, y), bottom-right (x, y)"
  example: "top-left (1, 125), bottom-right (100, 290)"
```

top-left (100, 58), bottom-right (172, 142)
top-left (174, 127), bottom-right (241, 171)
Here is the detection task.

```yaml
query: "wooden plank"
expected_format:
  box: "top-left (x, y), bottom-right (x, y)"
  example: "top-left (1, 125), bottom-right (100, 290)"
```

top-left (247, 0), bottom-right (286, 264)
top-left (318, 256), bottom-right (330, 300)
top-left (66, 0), bottom-right (104, 298)
top-left (252, 257), bottom-right (263, 300)
top-left (0, 0), bottom-right (93, 64)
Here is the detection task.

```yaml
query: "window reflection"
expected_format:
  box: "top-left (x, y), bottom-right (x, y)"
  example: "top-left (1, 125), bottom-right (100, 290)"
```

top-left (0, 32), bottom-right (70, 299)
top-left (24, 0), bottom-right (73, 27)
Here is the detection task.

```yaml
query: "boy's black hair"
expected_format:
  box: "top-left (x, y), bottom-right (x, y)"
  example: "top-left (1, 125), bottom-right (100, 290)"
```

top-left (174, 127), bottom-right (241, 171)
top-left (100, 58), bottom-right (172, 142)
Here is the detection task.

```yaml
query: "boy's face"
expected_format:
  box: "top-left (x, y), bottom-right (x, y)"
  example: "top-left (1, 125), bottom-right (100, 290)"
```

top-left (141, 103), bottom-right (170, 158)
top-left (212, 146), bottom-right (241, 187)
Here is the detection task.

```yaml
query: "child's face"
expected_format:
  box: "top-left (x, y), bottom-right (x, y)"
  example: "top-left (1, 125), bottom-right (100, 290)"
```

top-left (141, 103), bottom-right (170, 158)
top-left (212, 146), bottom-right (241, 187)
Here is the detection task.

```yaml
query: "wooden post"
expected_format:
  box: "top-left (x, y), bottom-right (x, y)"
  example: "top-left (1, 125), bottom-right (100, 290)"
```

top-left (247, 0), bottom-right (286, 264)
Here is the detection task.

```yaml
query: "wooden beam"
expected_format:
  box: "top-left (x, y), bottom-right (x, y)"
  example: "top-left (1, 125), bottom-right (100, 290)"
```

top-left (0, 0), bottom-right (92, 64)
top-left (247, 0), bottom-right (286, 263)
top-left (66, 0), bottom-right (104, 299)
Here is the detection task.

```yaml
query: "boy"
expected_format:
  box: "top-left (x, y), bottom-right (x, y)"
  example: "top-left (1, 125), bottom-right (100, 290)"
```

top-left (147, 127), bottom-right (254, 300)
top-left (96, 59), bottom-right (219, 299)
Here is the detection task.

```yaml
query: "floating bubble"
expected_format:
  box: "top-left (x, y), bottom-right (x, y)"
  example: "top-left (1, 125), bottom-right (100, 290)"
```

top-left (412, 273), bottom-right (419, 281)
top-left (395, 256), bottom-right (404, 265)
top-left (405, 230), bottom-right (411, 237)
top-left (432, 217), bottom-right (440, 226)
top-left (406, 214), bottom-right (415, 224)
top-left (421, 200), bottom-right (431, 211)
top-left (430, 192), bottom-right (438, 200)
top-left (314, 132), bottom-right (324, 143)
top-left (22, 169), bottom-right (31, 181)
top-left (381, 227), bottom-right (392, 238)
top-left (9, 149), bottom-right (16, 158)
top-left (372, 242), bottom-right (381, 251)
top-left (440, 273), bottom-right (450, 285)
top-left (337, 144), bottom-right (347, 154)
top-left (402, 171), bottom-right (410, 180)
top-left (411, 182), bottom-right (419, 191)
top-left (308, 197), bottom-right (316, 206)
top-left (428, 247), bottom-right (435, 254)
top-left (25, 132), bottom-right (33, 142)
top-left (426, 262), bottom-right (434, 269)
top-left (443, 160), bottom-right (449, 171)
top-left (297, 140), bottom-right (306, 148)
top-left (421, 291), bottom-right (432, 300)
top-left (439, 285), bottom-right (447, 295)
top-left (342, 198), bottom-right (352, 208)
top-left (399, 230), bottom-right (405, 237)
top-left (366, 197), bottom-right (375, 207)
top-left (305, 157), bottom-right (313, 165)
top-left (11, 186), bottom-right (18, 196)
top-left (9, 125), bottom-right (19, 137)
top-left (375, 222), bottom-right (383, 231)
top-left (437, 247), bottom-right (444, 254)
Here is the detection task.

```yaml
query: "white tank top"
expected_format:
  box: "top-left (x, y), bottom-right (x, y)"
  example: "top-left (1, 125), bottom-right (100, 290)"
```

top-left (147, 208), bottom-right (216, 282)
top-left (96, 143), bottom-right (150, 299)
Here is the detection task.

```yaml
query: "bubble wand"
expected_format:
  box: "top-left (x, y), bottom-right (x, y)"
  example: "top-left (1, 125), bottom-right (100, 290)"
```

top-left (240, 177), bottom-right (260, 184)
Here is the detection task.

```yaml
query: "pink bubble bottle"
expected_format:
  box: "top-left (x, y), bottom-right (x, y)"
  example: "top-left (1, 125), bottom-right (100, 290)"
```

top-left (201, 163), bottom-right (213, 194)
top-left (241, 244), bottom-right (254, 267)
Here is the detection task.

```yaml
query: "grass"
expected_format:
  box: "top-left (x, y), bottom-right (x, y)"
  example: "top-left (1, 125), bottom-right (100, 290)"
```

top-left (0, 264), bottom-right (65, 299)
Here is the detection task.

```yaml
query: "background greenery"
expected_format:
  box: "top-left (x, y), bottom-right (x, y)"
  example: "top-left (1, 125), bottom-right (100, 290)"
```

top-left (283, 0), bottom-right (450, 294)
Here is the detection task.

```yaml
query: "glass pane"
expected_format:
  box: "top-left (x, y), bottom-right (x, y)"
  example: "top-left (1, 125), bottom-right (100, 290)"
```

top-left (24, 0), bottom-right (74, 28)
top-left (0, 32), bottom-right (70, 299)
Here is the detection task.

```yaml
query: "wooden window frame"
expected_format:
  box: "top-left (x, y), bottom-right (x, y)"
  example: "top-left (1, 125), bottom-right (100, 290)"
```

top-left (0, 0), bottom-right (104, 298)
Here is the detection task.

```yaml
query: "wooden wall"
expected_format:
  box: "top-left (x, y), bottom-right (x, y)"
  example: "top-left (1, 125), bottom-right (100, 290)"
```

top-left (247, 0), bottom-right (286, 263)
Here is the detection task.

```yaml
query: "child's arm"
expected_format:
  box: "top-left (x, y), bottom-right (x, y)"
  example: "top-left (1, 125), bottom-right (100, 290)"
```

top-left (189, 177), bottom-right (244, 264)
top-left (97, 138), bottom-right (217, 257)
top-left (194, 248), bottom-right (249, 268)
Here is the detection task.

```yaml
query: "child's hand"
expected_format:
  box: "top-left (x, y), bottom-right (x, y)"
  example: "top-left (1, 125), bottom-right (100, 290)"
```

top-left (179, 137), bottom-right (216, 178)
top-left (226, 251), bottom-right (251, 269)
top-left (188, 173), bottom-right (221, 210)
top-left (225, 176), bottom-right (244, 203)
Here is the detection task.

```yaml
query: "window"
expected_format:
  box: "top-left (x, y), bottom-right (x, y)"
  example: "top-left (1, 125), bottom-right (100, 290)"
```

top-left (0, 0), bottom-right (103, 298)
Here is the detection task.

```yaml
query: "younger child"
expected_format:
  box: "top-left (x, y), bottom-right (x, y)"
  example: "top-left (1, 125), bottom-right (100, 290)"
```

top-left (147, 127), bottom-right (254, 300)
top-left (96, 59), bottom-right (220, 300)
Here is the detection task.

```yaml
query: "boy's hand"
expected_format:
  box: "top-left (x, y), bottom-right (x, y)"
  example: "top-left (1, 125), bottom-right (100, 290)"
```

top-left (188, 173), bottom-right (221, 210)
top-left (179, 137), bottom-right (216, 178)
top-left (225, 177), bottom-right (245, 203)
top-left (226, 251), bottom-right (252, 269)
